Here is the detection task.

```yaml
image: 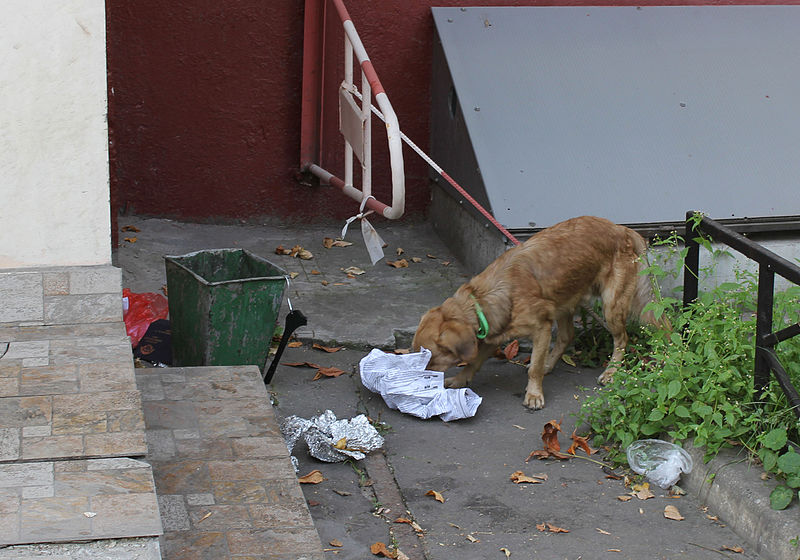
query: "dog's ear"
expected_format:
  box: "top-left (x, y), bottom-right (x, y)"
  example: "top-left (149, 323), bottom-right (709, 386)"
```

top-left (439, 320), bottom-right (478, 362)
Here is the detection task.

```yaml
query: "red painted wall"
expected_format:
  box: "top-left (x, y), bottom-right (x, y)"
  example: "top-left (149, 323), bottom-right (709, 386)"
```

top-left (106, 0), bottom-right (797, 226)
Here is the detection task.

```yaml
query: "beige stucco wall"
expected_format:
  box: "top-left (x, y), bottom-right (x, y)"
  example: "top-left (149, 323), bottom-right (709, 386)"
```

top-left (0, 1), bottom-right (110, 268)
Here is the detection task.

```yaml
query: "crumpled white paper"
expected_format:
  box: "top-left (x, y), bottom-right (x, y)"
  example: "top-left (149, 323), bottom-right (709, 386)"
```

top-left (359, 348), bottom-right (482, 421)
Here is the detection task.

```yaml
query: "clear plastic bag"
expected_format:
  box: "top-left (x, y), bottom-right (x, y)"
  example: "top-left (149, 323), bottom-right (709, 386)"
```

top-left (626, 439), bottom-right (693, 489)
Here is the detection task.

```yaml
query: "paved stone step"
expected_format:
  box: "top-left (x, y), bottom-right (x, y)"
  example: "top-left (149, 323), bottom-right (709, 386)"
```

top-left (0, 457), bottom-right (162, 546)
top-left (136, 366), bottom-right (325, 560)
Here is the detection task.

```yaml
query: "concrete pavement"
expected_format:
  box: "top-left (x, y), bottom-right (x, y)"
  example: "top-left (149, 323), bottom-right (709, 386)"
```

top-left (115, 215), bottom-right (800, 560)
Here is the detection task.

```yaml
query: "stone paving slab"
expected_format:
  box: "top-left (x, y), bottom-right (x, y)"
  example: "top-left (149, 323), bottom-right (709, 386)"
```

top-left (136, 366), bottom-right (324, 560)
top-left (0, 266), bottom-right (122, 326)
top-left (0, 457), bottom-right (162, 546)
top-left (0, 391), bottom-right (146, 462)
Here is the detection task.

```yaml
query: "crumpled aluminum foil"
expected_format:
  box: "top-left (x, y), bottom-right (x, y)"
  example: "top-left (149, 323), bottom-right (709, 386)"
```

top-left (281, 410), bottom-right (384, 465)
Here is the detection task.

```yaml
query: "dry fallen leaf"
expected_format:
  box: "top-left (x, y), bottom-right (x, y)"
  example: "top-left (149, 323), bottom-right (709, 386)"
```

top-left (313, 343), bottom-right (342, 353)
top-left (342, 266), bottom-right (366, 275)
top-left (411, 257), bottom-right (422, 263)
top-left (567, 430), bottom-right (597, 456)
top-left (312, 366), bottom-right (347, 381)
top-left (664, 504), bottom-right (684, 521)
top-left (426, 254), bottom-right (437, 259)
top-left (334, 437), bottom-right (347, 450)
top-left (536, 522), bottom-right (569, 533)
top-left (282, 361), bottom-right (321, 369)
top-left (311, 269), bottom-right (321, 275)
top-left (500, 548), bottom-right (511, 558)
top-left (289, 271), bottom-right (300, 279)
top-left (387, 259), bottom-right (409, 268)
top-left (121, 225), bottom-right (141, 232)
top-left (503, 340), bottom-right (519, 361)
top-left (323, 237), bottom-right (353, 249)
top-left (466, 534), bottom-right (479, 543)
top-left (288, 341), bottom-right (303, 348)
top-left (722, 545), bottom-right (744, 553)
top-left (394, 517), bottom-right (424, 534)
top-left (329, 539), bottom-right (343, 547)
top-left (596, 528), bottom-right (611, 535)
top-left (370, 542), bottom-right (398, 558)
top-left (123, 237), bottom-right (137, 243)
top-left (632, 482), bottom-right (655, 500)
top-left (197, 511), bottom-right (213, 523)
top-left (298, 470), bottom-right (325, 484)
top-left (425, 490), bottom-right (445, 503)
top-left (617, 495), bottom-right (633, 502)
top-left (396, 247), bottom-right (405, 255)
top-left (510, 471), bottom-right (547, 484)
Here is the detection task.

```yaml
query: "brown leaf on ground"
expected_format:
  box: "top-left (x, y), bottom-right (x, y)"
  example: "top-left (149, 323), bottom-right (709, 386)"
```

top-left (617, 495), bottom-right (633, 502)
top-left (288, 341), bottom-right (303, 348)
top-left (275, 245), bottom-right (292, 255)
top-left (121, 225), bottom-right (141, 232)
top-left (387, 259), bottom-right (409, 268)
top-left (394, 517), bottom-right (424, 534)
top-left (510, 471), bottom-right (547, 484)
top-left (500, 547), bottom-right (511, 557)
top-left (411, 257), bottom-right (422, 263)
top-left (370, 542), bottom-right (398, 558)
top-left (542, 420), bottom-right (562, 453)
top-left (503, 340), bottom-right (520, 361)
top-left (342, 266), bottom-right (366, 275)
top-left (281, 361), bottom-right (321, 369)
top-left (633, 482), bottom-right (655, 501)
top-left (567, 430), bottom-right (597, 456)
top-left (323, 237), bottom-right (353, 249)
top-left (329, 539), bottom-right (343, 547)
top-left (313, 343), bottom-right (342, 353)
top-left (312, 366), bottom-right (347, 380)
top-left (311, 269), bottom-right (321, 275)
top-left (426, 254), bottom-right (437, 259)
top-left (396, 247), bottom-right (405, 255)
top-left (536, 522), bottom-right (569, 533)
top-left (664, 504), bottom-right (684, 521)
top-left (425, 490), bottom-right (445, 503)
top-left (722, 545), bottom-right (744, 553)
top-left (123, 237), bottom-right (137, 243)
top-left (298, 470), bottom-right (324, 484)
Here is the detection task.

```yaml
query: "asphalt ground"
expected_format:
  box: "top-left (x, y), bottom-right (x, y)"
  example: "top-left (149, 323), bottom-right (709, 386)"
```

top-left (115, 215), bottom-right (796, 560)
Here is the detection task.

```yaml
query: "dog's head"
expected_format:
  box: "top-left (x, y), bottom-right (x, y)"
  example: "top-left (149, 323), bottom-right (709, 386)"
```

top-left (412, 299), bottom-right (478, 371)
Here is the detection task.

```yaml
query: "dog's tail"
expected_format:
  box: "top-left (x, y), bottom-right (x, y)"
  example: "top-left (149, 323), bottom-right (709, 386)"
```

top-left (629, 230), bottom-right (672, 331)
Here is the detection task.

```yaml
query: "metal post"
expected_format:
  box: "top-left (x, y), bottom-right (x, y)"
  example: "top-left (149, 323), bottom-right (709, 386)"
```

top-left (755, 262), bottom-right (775, 393)
top-left (682, 211), bottom-right (700, 308)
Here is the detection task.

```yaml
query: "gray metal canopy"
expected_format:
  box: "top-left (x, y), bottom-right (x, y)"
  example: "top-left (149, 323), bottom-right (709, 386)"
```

top-left (430, 6), bottom-right (800, 231)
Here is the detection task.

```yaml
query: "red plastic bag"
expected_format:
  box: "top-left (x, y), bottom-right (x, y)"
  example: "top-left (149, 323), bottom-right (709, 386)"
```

top-left (123, 288), bottom-right (169, 348)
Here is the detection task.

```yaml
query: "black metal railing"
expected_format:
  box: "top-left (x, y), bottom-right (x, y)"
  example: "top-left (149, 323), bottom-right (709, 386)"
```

top-left (682, 211), bottom-right (800, 419)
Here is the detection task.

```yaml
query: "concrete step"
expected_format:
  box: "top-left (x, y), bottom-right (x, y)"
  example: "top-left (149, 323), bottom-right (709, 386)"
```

top-left (136, 365), bottom-right (325, 560)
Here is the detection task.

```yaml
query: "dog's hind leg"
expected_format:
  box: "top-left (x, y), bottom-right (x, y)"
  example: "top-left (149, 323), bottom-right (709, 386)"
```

top-left (523, 321), bottom-right (552, 409)
top-left (444, 341), bottom-right (496, 388)
top-left (544, 311), bottom-right (575, 374)
top-left (598, 276), bottom-right (635, 384)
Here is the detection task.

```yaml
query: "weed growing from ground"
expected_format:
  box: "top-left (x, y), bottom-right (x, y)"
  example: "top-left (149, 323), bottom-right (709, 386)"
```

top-left (577, 226), bottom-right (800, 510)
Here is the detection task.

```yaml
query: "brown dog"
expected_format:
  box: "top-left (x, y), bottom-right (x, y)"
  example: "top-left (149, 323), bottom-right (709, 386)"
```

top-left (412, 216), bottom-right (664, 409)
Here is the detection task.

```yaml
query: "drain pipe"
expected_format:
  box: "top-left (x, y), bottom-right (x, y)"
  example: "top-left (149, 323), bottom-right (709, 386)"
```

top-left (300, 0), bottom-right (324, 170)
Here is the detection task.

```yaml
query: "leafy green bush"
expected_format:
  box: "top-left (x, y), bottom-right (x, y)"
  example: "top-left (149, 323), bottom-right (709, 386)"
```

top-left (578, 229), bottom-right (800, 510)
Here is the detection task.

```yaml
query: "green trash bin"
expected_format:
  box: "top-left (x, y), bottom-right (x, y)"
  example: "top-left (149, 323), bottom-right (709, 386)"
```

top-left (164, 248), bottom-right (288, 371)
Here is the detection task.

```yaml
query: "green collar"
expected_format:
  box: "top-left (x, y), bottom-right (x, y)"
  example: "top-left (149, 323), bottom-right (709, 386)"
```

top-left (470, 295), bottom-right (489, 340)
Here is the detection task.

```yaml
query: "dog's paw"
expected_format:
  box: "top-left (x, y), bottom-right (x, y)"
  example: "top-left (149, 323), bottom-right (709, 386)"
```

top-left (523, 391), bottom-right (545, 410)
top-left (444, 376), bottom-right (468, 389)
top-left (598, 367), bottom-right (616, 385)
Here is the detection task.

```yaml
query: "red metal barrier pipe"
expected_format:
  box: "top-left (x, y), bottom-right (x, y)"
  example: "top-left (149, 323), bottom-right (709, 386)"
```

top-left (300, 0), bottom-right (324, 170)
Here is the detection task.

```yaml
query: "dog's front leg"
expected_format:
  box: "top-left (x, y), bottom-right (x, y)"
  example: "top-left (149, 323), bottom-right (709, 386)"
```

top-left (524, 327), bottom-right (551, 409)
top-left (444, 341), bottom-right (496, 388)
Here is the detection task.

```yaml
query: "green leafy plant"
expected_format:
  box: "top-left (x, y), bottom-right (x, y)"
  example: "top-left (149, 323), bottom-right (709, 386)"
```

top-left (578, 224), bottom-right (800, 510)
